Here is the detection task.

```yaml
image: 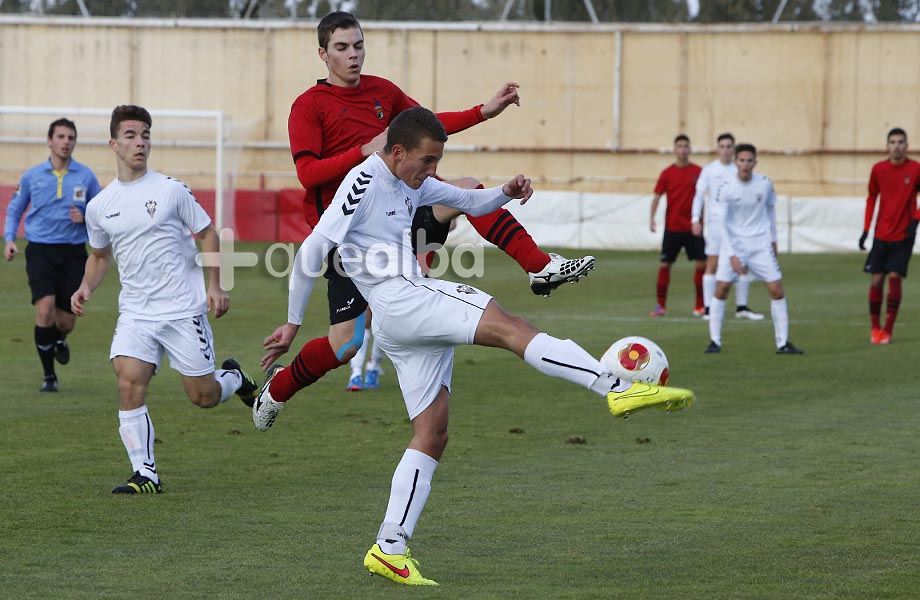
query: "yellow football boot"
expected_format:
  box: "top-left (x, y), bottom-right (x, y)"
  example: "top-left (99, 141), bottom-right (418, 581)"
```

top-left (364, 544), bottom-right (438, 586)
top-left (607, 381), bottom-right (694, 418)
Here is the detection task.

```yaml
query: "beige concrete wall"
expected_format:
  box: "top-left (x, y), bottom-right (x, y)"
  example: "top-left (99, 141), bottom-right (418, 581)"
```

top-left (1, 18), bottom-right (919, 197)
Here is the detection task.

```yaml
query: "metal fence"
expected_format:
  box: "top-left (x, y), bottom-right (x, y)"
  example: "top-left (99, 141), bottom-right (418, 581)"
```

top-left (2, 0), bottom-right (919, 23)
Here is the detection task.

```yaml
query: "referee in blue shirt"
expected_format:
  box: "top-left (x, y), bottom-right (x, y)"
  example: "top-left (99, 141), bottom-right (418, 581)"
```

top-left (4, 118), bottom-right (101, 392)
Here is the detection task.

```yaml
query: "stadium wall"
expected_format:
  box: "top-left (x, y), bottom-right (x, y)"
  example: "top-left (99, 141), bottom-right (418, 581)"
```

top-left (2, 17), bottom-right (920, 201)
top-left (0, 183), bottom-right (871, 253)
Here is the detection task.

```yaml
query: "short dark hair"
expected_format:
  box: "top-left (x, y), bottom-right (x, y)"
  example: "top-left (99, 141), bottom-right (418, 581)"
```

top-left (317, 11), bottom-right (362, 49)
top-left (110, 105), bottom-right (152, 139)
top-left (674, 134), bottom-right (690, 144)
top-left (734, 143), bottom-right (757, 157)
top-left (717, 132), bottom-right (735, 144)
top-left (48, 118), bottom-right (77, 139)
top-left (887, 128), bottom-right (907, 142)
top-left (384, 107), bottom-right (447, 153)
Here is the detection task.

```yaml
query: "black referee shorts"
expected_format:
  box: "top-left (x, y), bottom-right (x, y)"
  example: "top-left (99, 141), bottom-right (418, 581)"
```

top-left (324, 249), bottom-right (369, 325)
top-left (659, 230), bottom-right (706, 263)
top-left (864, 236), bottom-right (915, 278)
top-left (25, 242), bottom-right (87, 312)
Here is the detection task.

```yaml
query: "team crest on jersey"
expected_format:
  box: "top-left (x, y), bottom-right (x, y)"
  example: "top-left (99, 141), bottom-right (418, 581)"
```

top-left (145, 199), bottom-right (157, 218)
top-left (456, 284), bottom-right (477, 295)
top-left (906, 175), bottom-right (911, 186)
top-left (374, 99), bottom-right (384, 120)
top-left (756, 193), bottom-right (763, 202)
top-left (405, 197), bottom-right (413, 214)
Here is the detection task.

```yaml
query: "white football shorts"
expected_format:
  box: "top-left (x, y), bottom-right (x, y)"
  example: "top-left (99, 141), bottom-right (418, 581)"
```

top-left (110, 313), bottom-right (217, 376)
top-left (715, 239), bottom-right (782, 284)
top-left (369, 276), bottom-right (493, 420)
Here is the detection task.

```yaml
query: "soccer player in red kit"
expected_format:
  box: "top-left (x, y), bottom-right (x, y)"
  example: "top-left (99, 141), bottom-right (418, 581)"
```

top-left (860, 127), bottom-right (920, 344)
top-left (256, 11), bottom-right (595, 408)
top-left (649, 134), bottom-right (704, 316)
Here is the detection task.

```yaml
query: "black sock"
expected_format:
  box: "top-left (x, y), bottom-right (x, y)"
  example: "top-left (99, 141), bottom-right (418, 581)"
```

top-left (35, 325), bottom-right (58, 377)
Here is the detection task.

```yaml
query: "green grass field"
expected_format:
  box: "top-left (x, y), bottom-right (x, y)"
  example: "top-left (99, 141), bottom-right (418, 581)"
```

top-left (2, 246), bottom-right (919, 599)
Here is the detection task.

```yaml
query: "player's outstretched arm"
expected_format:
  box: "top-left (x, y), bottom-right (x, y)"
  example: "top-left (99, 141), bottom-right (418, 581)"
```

top-left (259, 232), bottom-right (331, 370)
top-left (197, 224), bottom-right (230, 318)
top-left (71, 247), bottom-right (112, 317)
top-left (480, 81), bottom-right (521, 119)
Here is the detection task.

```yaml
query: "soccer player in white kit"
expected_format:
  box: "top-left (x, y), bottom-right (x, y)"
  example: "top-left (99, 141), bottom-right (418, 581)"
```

top-left (71, 105), bottom-right (259, 494)
top-left (691, 133), bottom-right (764, 320)
top-left (252, 107), bottom-right (695, 586)
top-left (703, 143), bottom-right (803, 355)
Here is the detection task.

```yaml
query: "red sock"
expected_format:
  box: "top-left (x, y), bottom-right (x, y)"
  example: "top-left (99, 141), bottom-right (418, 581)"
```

top-left (869, 284), bottom-right (883, 330)
top-left (656, 266), bottom-right (670, 308)
top-left (269, 336), bottom-right (344, 402)
top-left (465, 185), bottom-right (550, 273)
top-left (415, 252), bottom-right (434, 274)
top-left (884, 277), bottom-right (902, 334)
top-left (693, 266), bottom-right (705, 310)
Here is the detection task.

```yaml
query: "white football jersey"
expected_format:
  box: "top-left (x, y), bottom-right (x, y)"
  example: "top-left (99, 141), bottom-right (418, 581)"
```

top-left (714, 172), bottom-right (778, 257)
top-left (313, 152), bottom-right (510, 303)
top-left (86, 170), bottom-right (212, 320)
top-left (691, 159), bottom-right (737, 226)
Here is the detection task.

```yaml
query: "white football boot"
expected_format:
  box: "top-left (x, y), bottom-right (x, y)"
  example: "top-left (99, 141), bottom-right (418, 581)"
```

top-left (529, 253), bottom-right (596, 297)
top-left (253, 364), bottom-right (286, 432)
top-left (735, 306), bottom-right (765, 320)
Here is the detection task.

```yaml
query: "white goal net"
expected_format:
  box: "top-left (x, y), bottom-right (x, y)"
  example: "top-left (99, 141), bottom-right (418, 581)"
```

top-left (0, 106), bottom-right (237, 231)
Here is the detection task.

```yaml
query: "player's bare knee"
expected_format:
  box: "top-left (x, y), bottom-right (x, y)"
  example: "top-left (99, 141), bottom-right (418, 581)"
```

top-left (116, 379), bottom-right (146, 407)
top-left (34, 298), bottom-right (55, 326)
top-left (336, 345), bottom-right (358, 364)
top-left (56, 314), bottom-right (76, 335)
top-left (416, 427), bottom-right (449, 457)
top-left (187, 386), bottom-right (220, 408)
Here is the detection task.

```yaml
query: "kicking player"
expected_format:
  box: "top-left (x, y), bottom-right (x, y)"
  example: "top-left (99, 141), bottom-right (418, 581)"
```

top-left (286, 10), bottom-right (595, 394)
top-left (649, 134), bottom-right (705, 317)
top-left (71, 105), bottom-right (258, 494)
top-left (253, 107), bottom-right (694, 585)
top-left (859, 127), bottom-right (920, 344)
top-left (691, 132), bottom-right (764, 320)
top-left (704, 144), bottom-right (803, 355)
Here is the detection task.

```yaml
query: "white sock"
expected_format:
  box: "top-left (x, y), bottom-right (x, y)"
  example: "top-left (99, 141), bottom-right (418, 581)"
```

top-left (703, 274), bottom-right (716, 309)
top-left (215, 368), bottom-right (242, 403)
top-left (709, 297), bottom-right (726, 345)
top-left (523, 332), bottom-right (621, 397)
top-left (736, 274), bottom-right (751, 308)
top-left (378, 449), bottom-right (438, 555)
top-left (349, 329), bottom-right (371, 377)
top-left (771, 297), bottom-right (789, 348)
top-left (367, 335), bottom-right (385, 372)
top-left (118, 405), bottom-right (158, 483)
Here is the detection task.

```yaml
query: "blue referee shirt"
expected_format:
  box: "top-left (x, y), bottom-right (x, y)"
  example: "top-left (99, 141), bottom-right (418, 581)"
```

top-left (4, 157), bottom-right (102, 245)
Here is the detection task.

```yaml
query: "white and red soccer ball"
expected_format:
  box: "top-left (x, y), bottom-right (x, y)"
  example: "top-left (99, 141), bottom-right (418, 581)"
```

top-left (601, 336), bottom-right (670, 385)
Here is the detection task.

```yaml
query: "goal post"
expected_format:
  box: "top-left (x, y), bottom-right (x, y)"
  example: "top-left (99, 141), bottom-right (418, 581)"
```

top-left (0, 105), bottom-right (231, 230)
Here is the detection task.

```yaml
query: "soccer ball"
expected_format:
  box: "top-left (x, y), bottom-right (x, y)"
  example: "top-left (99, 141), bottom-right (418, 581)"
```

top-left (601, 336), bottom-right (670, 385)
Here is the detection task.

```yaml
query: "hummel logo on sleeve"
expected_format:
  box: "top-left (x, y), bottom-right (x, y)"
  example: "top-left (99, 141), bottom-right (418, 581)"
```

top-left (342, 171), bottom-right (372, 216)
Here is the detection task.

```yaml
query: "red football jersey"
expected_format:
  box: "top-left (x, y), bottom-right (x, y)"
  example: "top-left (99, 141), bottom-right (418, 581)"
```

top-left (288, 74), bottom-right (484, 227)
top-left (865, 158), bottom-right (920, 242)
top-left (654, 162), bottom-right (702, 232)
